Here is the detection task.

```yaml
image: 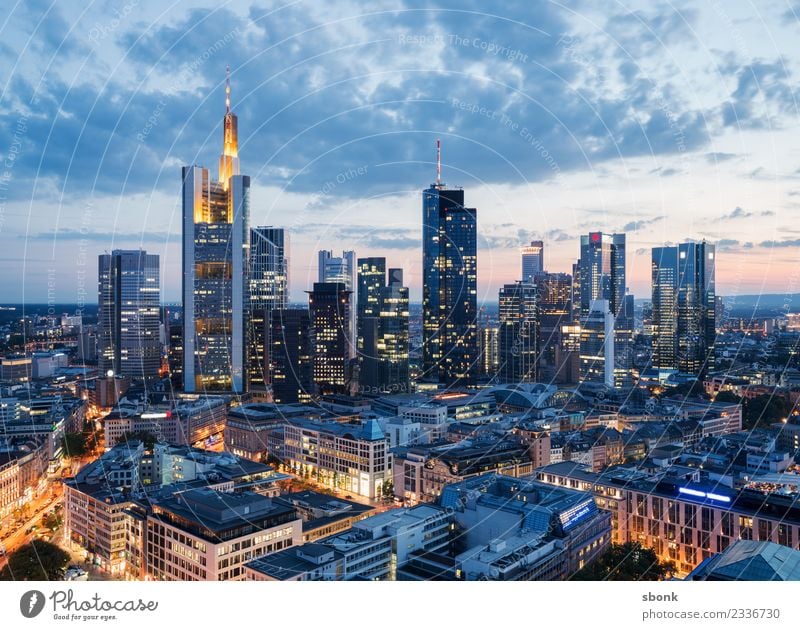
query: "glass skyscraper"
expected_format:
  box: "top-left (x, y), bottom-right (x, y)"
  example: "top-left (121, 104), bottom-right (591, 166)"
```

top-left (651, 241), bottom-right (716, 376)
top-left (182, 71), bottom-right (250, 393)
top-left (248, 227), bottom-right (288, 393)
top-left (319, 250), bottom-right (356, 359)
top-left (422, 181), bottom-right (478, 386)
top-left (577, 232), bottom-right (626, 387)
top-left (497, 281), bottom-right (538, 384)
top-left (98, 250), bottom-right (161, 382)
top-left (270, 308), bottom-right (313, 404)
top-left (308, 282), bottom-right (352, 395)
top-left (521, 240), bottom-right (544, 283)
top-left (357, 259), bottom-right (410, 393)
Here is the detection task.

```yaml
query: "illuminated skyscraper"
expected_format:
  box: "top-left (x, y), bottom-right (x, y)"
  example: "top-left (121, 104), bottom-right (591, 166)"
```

top-left (319, 250), bottom-right (356, 358)
top-left (651, 241), bottom-right (716, 376)
top-left (308, 282), bottom-right (351, 395)
top-left (535, 272), bottom-right (572, 383)
top-left (248, 227), bottom-right (288, 393)
top-left (498, 282), bottom-right (537, 383)
top-left (98, 250), bottom-right (161, 382)
top-left (422, 144), bottom-right (478, 386)
top-left (357, 261), bottom-right (410, 393)
top-left (521, 240), bottom-right (544, 283)
top-left (182, 69), bottom-right (250, 393)
top-left (578, 232), bottom-right (626, 388)
top-left (270, 308), bottom-right (313, 404)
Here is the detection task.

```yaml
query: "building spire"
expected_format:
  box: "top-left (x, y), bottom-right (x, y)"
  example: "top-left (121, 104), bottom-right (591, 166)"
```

top-left (225, 65), bottom-right (231, 114)
top-left (436, 138), bottom-right (441, 188)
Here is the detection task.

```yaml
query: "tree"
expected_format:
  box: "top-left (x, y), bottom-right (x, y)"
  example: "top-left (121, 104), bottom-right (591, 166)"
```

top-left (381, 480), bottom-right (395, 501)
top-left (664, 380), bottom-right (708, 400)
top-left (714, 391), bottom-right (741, 404)
top-left (62, 432), bottom-right (87, 458)
top-left (117, 430), bottom-right (158, 450)
top-left (744, 394), bottom-right (789, 430)
top-left (0, 540), bottom-right (70, 581)
top-left (571, 542), bottom-right (676, 581)
top-left (42, 510), bottom-right (63, 532)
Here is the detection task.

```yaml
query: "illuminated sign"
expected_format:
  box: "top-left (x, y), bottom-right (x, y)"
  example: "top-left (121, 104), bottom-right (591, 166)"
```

top-left (678, 487), bottom-right (731, 503)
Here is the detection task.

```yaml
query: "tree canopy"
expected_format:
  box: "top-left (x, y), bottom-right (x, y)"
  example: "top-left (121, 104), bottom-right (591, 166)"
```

top-left (0, 540), bottom-right (70, 581)
top-left (571, 542), bottom-right (676, 581)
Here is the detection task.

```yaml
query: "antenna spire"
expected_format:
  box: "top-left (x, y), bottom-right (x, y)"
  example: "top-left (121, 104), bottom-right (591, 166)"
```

top-left (225, 65), bottom-right (231, 114)
top-left (436, 138), bottom-right (441, 187)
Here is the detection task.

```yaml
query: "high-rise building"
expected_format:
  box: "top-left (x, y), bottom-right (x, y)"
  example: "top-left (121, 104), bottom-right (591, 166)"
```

top-left (182, 71), bottom-right (250, 393)
top-left (651, 241), bottom-right (716, 376)
top-left (356, 257), bottom-right (386, 358)
top-left (497, 282), bottom-right (537, 384)
top-left (97, 250), bottom-right (161, 383)
top-left (308, 282), bottom-right (351, 395)
top-left (248, 227), bottom-right (288, 393)
top-left (319, 250), bottom-right (356, 358)
top-left (578, 232), bottom-right (626, 388)
top-left (422, 148), bottom-right (478, 386)
top-left (357, 260), bottom-right (410, 394)
top-left (521, 240), bottom-right (544, 283)
top-left (270, 308), bottom-right (313, 404)
top-left (479, 325), bottom-right (499, 377)
top-left (535, 272), bottom-right (572, 384)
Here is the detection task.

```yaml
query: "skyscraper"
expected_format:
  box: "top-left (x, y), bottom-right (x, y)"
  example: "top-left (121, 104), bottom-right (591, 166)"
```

top-left (308, 282), bottom-right (352, 395)
top-left (422, 144), bottom-right (478, 386)
top-left (497, 282), bottom-right (538, 384)
top-left (182, 70), bottom-right (250, 393)
top-left (356, 257), bottom-right (386, 358)
top-left (651, 241), bottom-right (716, 376)
top-left (535, 272), bottom-right (572, 383)
top-left (521, 240), bottom-right (544, 282)
top-left (270, 308), bottom-right (313, 404)
top-left (248, 227), bottom-right (288, 393)
top-left (319, 250), bottom-right (356, 358)
top-left (578, 232), bottom-right (626, 388)
top-left (98, 250), bottom-right (161, 383)
top-left (357, 263), bottom-right (410, 393)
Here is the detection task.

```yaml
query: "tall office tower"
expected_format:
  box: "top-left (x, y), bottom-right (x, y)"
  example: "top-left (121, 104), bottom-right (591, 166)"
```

top-left (422, 144), bottom-right (478, 386)
top-left (308, 282), bottom-right (352, 395)
top-left (535, 272), bottom-right (572, 383)
top-left (98, 250), bottom-right (161, 383)
top-left (521, 240), bottom-right (544, 282)
top-left (356, 257), bottom-right (386, 359)
top-left (270, 308), bottom-right (313, 404)
top-left (182, 70), bottom-right (250, 393)
top-left (319, 250), bottom-right (356, 358)
top-left (651, 241), bottom-right (716, 376)
top-left (651, 246), bottom-right (679, 372)
top-left (578, 232), bottom-right (626, 388)
top-left (357, 260), bottom-right (409, 393)
top-left (571, 261), bottom-right (582, 324)
top-left (248, 227), bottom-right (288, 392)
top-left (479, 325), bottom-right (499, 377)
top-left (497, 282), bottom-right (538, 384)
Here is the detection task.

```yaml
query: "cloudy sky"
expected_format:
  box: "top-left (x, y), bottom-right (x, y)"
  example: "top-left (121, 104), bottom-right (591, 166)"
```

top-left (1, 0), bottom-right (799, 305)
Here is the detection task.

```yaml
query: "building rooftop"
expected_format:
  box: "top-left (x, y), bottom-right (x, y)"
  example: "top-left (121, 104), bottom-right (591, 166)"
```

top-left (688, 540), bottom-right (800, 581)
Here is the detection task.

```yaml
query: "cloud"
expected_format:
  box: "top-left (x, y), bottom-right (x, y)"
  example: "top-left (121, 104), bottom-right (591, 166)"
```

top-left (720, 206), bottom-right (775, 220)
top-left (621, 215), bottom-right (665, 231)
top-left (720, 60), bottom-right (796, 130)
top-left (24, 228), bottom-right (172, 242)
top-left (0, 1), bottom-right (717, 205)
top-left (716, 238), bottom-right (740, 251)
top-left (705, 152), bottom-right (737, 163)
top-left (759, 238), bottom-right (800, 248)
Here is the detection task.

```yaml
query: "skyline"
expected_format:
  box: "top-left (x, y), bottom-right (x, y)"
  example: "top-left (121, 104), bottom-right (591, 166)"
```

top-left (1, 1), bottom-right (800, 303)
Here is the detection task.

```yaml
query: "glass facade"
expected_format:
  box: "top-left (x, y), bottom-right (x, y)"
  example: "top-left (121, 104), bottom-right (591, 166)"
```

top-left (422, 185), bottom-right (478, 386)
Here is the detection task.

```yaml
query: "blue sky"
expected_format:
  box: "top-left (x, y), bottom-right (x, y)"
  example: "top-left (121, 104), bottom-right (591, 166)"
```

top-left (1, 0), bottom-right (799, 304)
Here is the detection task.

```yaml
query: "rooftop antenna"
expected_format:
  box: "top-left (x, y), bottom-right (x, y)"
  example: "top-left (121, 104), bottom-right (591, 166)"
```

top-left (436, 138), bottom-right (441, 187)
top-left (225, 65), bottom-right (231, 114)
